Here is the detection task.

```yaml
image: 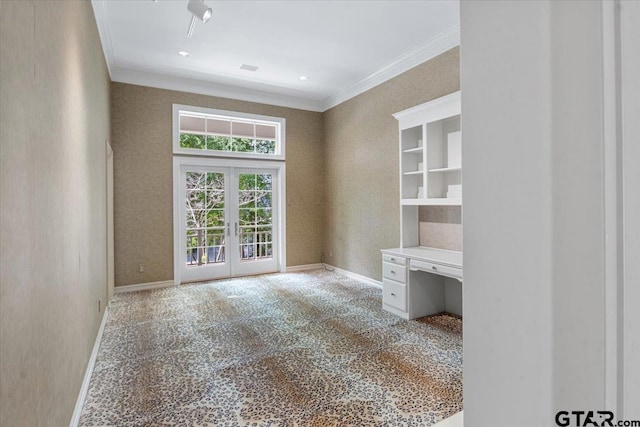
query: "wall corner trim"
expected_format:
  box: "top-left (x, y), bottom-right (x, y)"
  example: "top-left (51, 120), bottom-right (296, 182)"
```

top-left (69, 306), bottom-right (109, 427)
top-left (113, 280), bottom-right (176, 294)
top-left (323, 264), bottom-right (383, 288)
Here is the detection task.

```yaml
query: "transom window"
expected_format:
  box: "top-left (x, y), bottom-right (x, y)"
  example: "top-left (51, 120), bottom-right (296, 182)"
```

top-left (173, 105), bottom-right (285, 160)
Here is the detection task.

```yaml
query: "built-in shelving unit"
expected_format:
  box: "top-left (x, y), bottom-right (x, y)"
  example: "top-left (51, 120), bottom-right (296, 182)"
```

top-left (393, 91), bottom-right (461, 248)
top-left (382, 91), bottom-right (463, 323)
top-left (394, 91), bottom-right (461, 207)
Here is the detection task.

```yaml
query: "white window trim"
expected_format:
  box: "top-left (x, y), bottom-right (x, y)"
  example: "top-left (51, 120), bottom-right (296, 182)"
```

top-left (172, 104), bottom-right (286, 160)
top-left (172, 156), bottom-right (287, 286)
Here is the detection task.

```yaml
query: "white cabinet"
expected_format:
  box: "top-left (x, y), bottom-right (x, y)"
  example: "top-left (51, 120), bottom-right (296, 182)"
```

top-left (394, 91), bottom-right (461, 206)
top-left (382, 91), bottom-right (463, 320)
top-left (381, 247), bottom-right (462, 320)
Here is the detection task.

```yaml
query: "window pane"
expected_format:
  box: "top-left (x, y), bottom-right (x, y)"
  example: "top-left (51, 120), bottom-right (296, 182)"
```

top-left (239, 209), bottom-right (256, 225)
top-left (256, 124), bottom-right (276, 140)
top-left (177, 111), bottom-right (281, 158)
top-left (255, 139), bottom-right (275, 154)
top-left (256, 174), bottom-right (272, 190)
top-left (257, 208), bottom-right (272, 225)
top-left (256, 192), bottom-right (272, 208)
top-left (207, 135), bottom-right (230, 151)
top-left (206, 209), bottom-right (225, 228)
top-left (231, 137), bottom-right (254, 153)
top-left (206, 172), bottom-right (225, 190)
top-left (180, 116), bottom-right (205, 133)
top-left (207, 118), bottom-right (230, 134)
top-left (231, 121), bottom-right (254, 139)
top-left (181, 133), bottom-right (206, 149)
top-left (239, 174), bottom-right (255, 191)
top-left (238, 191), bottom-right (256, 208)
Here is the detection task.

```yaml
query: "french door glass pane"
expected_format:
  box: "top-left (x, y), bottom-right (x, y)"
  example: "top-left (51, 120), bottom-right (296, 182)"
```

top-left (238, 173), bottom-right (273, 261)
top-left (185, 171), bottom-right (225, 267)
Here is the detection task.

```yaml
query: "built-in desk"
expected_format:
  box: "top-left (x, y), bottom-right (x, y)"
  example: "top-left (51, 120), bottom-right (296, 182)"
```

top-left (380, 247), bottom-right (462, 319)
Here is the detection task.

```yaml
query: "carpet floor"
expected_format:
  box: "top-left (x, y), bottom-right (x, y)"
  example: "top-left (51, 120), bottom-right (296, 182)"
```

top-left (79, 269), bottom-right (462, 426)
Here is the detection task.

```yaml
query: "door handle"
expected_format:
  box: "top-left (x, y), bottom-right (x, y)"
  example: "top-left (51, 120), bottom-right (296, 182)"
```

top-left (235, 222), bottom-right (238, 236)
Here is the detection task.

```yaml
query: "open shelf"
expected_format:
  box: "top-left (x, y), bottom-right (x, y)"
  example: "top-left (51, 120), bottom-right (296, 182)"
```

top-left (395, 92), bottom-right (461, 204)
top-left (401, 197), bottom-right (462, 206)
top-left (428, 167), bottom-right (461, 173)
top-left (403, 146), bottom-right (424, 154)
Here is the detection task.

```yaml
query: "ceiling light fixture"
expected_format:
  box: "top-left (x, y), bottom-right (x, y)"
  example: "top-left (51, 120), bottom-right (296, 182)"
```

top-left (178, 51), bottom-right (190, 57)
top-left (240, 64), bottom-right (259, 72)
top-left (186, 0), bottom-right (213, 38)
top-left (299, 76), bottom-right (309, 81)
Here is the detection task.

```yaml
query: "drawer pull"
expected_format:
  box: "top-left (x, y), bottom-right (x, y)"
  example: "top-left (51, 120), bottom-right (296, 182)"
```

top-left (432, 266), bottom-right (437, 271)
top-left (391, 292), bottom-right (396, 296)
top-left (390, 270), bottom-right (396, 274)
top-left (390, 257), bottom-right (395, 261)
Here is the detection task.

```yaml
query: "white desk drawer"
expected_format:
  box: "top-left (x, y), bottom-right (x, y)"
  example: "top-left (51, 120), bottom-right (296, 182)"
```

top-left (382, 278), bottom-right (407, 311)
top-left (382, 254), bottom-right (406, 266)
top-left (383, 262), bottom-right (407, 283)
top-left (410, 259), bottom-right (462, 280)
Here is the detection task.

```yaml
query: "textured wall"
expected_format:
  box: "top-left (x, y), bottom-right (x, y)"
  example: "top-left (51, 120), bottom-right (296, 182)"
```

top-left (323, 48), bottom-right (460, 280)
top-left (111, 84), bottom-right (324, 286)
top-left (419, 206), bottom-right (462, 251)
top-left (0, 1), bottom-right (111, 425)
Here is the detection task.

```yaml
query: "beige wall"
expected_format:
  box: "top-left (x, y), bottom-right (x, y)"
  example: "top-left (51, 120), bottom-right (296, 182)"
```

top-left (0, 1), bottom-right (111, 425)
top-left (111, 84), bottom-right (324, 286)
top-left (323, 48), bottom-right (460, 280)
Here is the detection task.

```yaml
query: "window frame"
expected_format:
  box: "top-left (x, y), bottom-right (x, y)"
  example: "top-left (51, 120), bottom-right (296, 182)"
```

top-left (172, 104), bottom-right (286, 161)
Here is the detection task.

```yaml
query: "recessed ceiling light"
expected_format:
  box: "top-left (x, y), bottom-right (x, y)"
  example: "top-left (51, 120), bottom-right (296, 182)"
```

top-left (299, 76), bottom-right (309, 81)
top-left (240, 64), bottom-right (259, 72)
top-left (178, 51), bottom-right (190, 57)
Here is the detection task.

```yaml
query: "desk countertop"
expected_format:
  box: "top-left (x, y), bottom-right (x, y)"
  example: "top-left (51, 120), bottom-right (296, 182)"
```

top-left (381, 246), bottom-right (462, 269)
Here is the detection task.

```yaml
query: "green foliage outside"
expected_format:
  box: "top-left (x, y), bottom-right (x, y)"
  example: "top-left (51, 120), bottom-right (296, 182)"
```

top-left (180, 133), bottom-right (276, 154)
top-left (185, 171), bottom-right (273, 264)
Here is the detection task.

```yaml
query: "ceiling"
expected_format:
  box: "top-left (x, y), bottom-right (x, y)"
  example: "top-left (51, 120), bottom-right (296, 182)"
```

top-left (92, 0), bottom-right (459, 112)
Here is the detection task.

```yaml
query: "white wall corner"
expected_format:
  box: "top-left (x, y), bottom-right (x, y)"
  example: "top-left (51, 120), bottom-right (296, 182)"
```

top-left (324, 264), bottom-right (383, 288)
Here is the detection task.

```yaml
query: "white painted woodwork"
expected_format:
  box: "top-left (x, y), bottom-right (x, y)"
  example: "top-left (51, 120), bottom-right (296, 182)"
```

top-left (382, 279), bottom-right (407, 312)
top-left (394, 91), bottom-right (461, 206)
top-left (460, 0), bottom-right (639, 424)
top-left (383, 261), bottom-right (407, 283)
top-left (381, 247), bottom-right (462, 319)
top-left (173, 157), bottom-right (286, 285)
top-left (106, 141), bottom-right (114, 301)
top-left (383, 92), bottom-right (464, 320)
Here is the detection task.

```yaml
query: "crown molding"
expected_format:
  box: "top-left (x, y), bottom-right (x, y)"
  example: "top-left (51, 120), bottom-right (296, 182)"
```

top-left (320, 24), bottom-right (460, 111)
top-left (110, 67), bottom-right (325, 112)
top-left (92, 1), bottom-right (459, 113)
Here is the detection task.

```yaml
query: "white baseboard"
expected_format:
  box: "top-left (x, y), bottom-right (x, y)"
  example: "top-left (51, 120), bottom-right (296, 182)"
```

top-left (285, 263), bottom-right (324, 273)
top-left (69, 306), bottom-right (109, 427)
top-left (114, 280), bottom-right (175, 294)
top-left (323, 264), bottom-right (383, 288)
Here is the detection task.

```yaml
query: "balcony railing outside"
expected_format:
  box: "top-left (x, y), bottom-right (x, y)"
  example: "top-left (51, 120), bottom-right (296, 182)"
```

top-left (186, 229), bottom-right (272, 267)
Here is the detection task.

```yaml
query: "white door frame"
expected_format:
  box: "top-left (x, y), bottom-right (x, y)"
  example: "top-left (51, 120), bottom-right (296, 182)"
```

top-left (618, 0), bottom-right (640, 417)
top-left (173, 156), bottom-right (286, 286)
top-left (603, 0), bottom-right (640, 417)
top-left (106, 140), bottom-right (114, 301)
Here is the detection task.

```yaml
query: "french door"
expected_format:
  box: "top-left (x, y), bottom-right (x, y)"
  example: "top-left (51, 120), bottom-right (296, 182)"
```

top-left (174, 158), bottom-right (283, 284)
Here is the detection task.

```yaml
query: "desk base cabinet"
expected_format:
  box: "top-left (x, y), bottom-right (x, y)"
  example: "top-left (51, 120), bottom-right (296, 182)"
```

top-left (381, 247), bottom-right (462, 320)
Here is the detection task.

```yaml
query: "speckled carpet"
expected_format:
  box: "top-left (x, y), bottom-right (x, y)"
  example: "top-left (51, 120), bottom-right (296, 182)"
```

top-left (79, 270), bottom-right (462, 426)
